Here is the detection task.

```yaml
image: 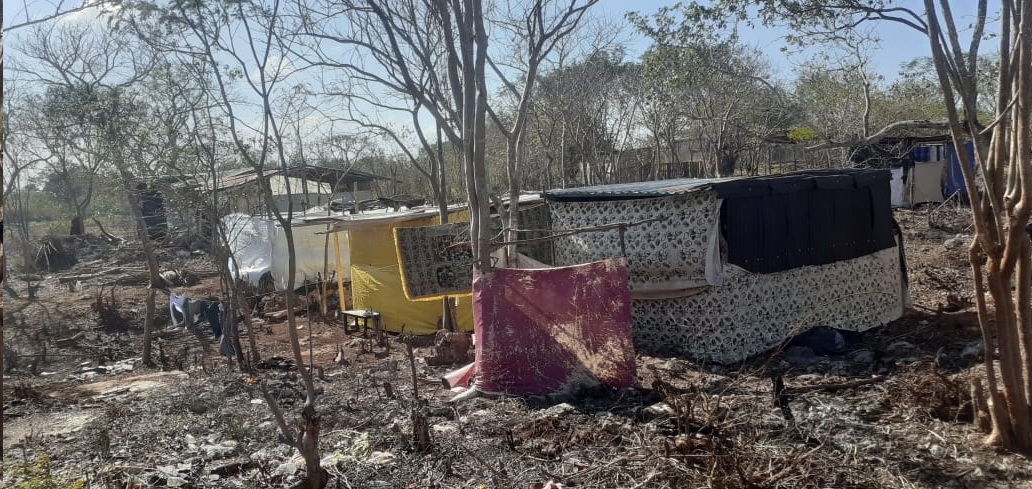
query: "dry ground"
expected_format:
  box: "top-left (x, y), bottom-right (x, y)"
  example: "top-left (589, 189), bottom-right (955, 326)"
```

top-left (3, 205), bottom-right (1031, 488)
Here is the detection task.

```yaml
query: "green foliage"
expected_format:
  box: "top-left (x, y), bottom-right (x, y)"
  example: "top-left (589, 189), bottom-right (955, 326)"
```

top-left (42, 84), bottom-right (148, 149)
top-left (631, 14), bottom-right (794, 176)
top-left (6, 455), bottom-right (86, 489)
top-left (5, 185), bottom-right (66, 223)
top-left (787, 125), bottom-right (817, 143)
top-left (889, 55), bottom-right (999, 123)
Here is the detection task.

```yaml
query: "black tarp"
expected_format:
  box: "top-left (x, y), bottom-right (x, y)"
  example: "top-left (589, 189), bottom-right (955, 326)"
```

top-left (715, 169), bottom-right (894, 274)
top-left (542, 168), bottom-right (897, 275)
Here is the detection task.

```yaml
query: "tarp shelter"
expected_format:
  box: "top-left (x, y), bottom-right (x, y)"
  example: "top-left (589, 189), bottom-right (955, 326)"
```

top-left (329, 207), bottom-right (476, 335)
top-left (328, 194), bottom-right (548, 335)
top-left (543, 169), bottom-right (908, 364)
top-left (887, 143), bottom-right (955, 208)
top-left (472, 259), bottom-right (636, 396)
top-left (223, 213), bottom-right (349, 291)
top-left (944, 140), bottom-right (976, 197)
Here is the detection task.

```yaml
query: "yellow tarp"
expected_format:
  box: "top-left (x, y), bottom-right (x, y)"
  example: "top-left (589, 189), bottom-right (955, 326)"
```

top-left (347, 212), bottom-right (474, 334)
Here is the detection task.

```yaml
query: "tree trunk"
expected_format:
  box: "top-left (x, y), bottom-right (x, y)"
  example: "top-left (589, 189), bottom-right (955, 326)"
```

top-left (70, 215), bottom-right (84, 236)
top-left (2, 174), bottom-right (5, 406)
top-left (299, 403), bottom-right (328, 488)
top-left (121, 177), bottom-right (160, 366)
top-left (923, 0), bottom-right (1032, 454)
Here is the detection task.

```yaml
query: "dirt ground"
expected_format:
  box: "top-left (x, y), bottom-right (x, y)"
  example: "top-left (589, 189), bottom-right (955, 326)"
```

top-left (3, 205), bottom-right (1032, 488)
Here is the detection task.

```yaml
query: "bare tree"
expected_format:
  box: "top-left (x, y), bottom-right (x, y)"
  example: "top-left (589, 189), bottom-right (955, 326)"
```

top-left (791, 30), bottom-right (882, 152)
top-left (298, 0), bottom-right (493, 272)
top-left (2, 0), bottom-right (115, 33)
top-left (526, 20), bottom-right (629, 188)
top-left (7, 20), bottom-right (164, 365)
top-left (10, 23), bottom-right (147, 235)
top-left (485, 0), bottom-right (599, 258)
top-left (3, 81), bottom-right (52, 268)
top-left (122, 0), bottom-right (337, 484)
top-left (922, 0), bottom-right (1031, 452)
top-left (633, 34), bottom-right (788, 177)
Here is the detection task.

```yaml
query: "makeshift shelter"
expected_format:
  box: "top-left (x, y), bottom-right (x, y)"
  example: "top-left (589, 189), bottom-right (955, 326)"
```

top-left (327, 194), bottom-right (548, 335)
top-left (887, 141), bottom-right (980, 207)
top-left (329, 207), bottom-right (476, 335)
top-left (889, 146), bottom-right (947, 208)
top-left (223, 214), bottom-right (349, 291)
top-left (194, 166), bottom-right (386, 217)
top-left (542, 169), bottom-right (908, 364)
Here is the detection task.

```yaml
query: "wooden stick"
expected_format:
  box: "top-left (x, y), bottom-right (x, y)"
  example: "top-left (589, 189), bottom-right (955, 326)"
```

top-left (406, 342), bottom-right (419, 400)
top-left (785, 375), bottom-right (886, 394)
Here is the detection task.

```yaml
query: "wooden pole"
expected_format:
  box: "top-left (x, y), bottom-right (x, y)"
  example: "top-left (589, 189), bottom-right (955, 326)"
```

top-left (333, 232), bottom-right (347, 313)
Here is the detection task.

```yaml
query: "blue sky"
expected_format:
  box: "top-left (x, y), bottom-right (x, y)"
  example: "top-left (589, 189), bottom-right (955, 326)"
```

top-left (2, 0), bottom-right (995, 157)
top-left (593, 0), bottom-right (990, 83)
top-left (3, 0), bottom-right (988, 82)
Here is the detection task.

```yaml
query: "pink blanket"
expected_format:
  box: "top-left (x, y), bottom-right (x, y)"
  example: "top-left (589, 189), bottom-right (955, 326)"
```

top-left (471, 259), bottom-right (636, 396)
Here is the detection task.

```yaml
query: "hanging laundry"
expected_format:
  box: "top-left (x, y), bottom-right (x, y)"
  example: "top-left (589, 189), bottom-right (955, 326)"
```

top-left (219, 312), bottom-right (239, 357)
top-left (169, 293), bottom-right (203, 328)
top-left (200, 301), bottom-right (223, 338)
top-left (168, 292), bottom-right (224, 338)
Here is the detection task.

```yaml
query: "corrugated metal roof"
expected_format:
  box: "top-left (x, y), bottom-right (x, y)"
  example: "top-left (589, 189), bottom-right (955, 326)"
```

top-left (542, 169), bottom-right (890, 202)
top-left (542, 177), bottom-right (736, 201)
top-left (322, 193), bottom-right (545, 232)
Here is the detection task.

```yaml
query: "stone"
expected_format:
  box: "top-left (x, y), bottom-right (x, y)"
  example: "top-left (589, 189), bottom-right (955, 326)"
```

top-left (274, 460), bottom-right (300, 476)
top-left (367, 451), bottom-right (396, 466)
top-left (944, 235), bottom-right (967, 250)
top-left (643, 402), bottom-right (675, 419)
top-left (661, 359), bottom-right (689, 373)
top-left (540, 402), bottom-right (576, 417)
top-left (432, 422), bottom-right (459, 434)
top-left (203, 440), bottom-right (239, 459)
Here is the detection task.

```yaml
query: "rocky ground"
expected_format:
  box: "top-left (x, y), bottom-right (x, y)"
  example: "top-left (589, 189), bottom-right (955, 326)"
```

top-left (3, 205), bottom-right (1032, 489)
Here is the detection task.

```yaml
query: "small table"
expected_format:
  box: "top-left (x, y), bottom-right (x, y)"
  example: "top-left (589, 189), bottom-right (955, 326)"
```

top-left (342, 309), bottom-right (381, 335)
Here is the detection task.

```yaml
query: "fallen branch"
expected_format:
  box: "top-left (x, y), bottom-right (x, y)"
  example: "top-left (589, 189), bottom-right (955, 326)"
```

top-left (53, 332), bottom-right (85, 348)
top-left (923, 268), bottom-right (954, 290)
top-left (786, 375), bottom-right (886, 394)
top-left (92, 218), bottom-right (124, 245)
top-left (58, 267), bottom-right (127, 283)
top-left (112, 272), bottom-right (153, 285)
top-left (803, 120), bottom-right (950, 151)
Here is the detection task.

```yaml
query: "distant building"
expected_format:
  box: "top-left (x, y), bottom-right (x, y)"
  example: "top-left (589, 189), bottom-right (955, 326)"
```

top-left (608, 138), bottom-right (808, 184)
top-left (196, 166), bottom-right (386, 217)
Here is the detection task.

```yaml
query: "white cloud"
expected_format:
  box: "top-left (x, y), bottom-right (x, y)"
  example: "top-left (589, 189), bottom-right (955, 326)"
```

top-left (249, 55), bottom-right (298, 84)
top-left (57, 0), bottom-right (123, 27)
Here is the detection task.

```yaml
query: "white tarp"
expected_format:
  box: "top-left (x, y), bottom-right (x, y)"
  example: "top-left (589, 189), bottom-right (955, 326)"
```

top-left (224, 214), bottom-right (273, 285)
top-left (905, 161), bottom-right (945, 206)
top-left (890, 167), bottom-right (904, 207)
top-left (223, 214), bottom-right (350, 291)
